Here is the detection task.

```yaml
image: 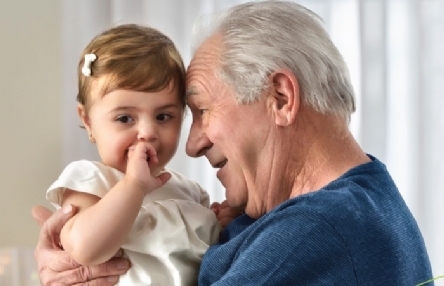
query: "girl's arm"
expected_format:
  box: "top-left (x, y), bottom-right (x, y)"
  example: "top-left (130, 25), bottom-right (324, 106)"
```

top-left (59, 178), bottom-right (145, 266)
top-left (59, 143), bottom-right (171, 266)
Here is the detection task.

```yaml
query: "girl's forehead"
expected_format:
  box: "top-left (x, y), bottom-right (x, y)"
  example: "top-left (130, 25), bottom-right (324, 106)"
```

top-left (89, 75), bottom-right (115, 99)
top-left (92, 85), bottom-right (181, 106)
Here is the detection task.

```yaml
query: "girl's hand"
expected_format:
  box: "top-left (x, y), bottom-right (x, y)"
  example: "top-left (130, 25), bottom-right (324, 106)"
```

top-left (210, 200), bottom-right (244, 230)
top-left (126, 142), bottom-right (171, 196)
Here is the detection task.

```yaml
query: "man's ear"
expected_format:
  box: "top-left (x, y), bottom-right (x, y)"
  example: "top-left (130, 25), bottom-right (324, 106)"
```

top-left (267, 69), bottom-right (300, 126)
top-left (77, 104), bottom-right (93, 140)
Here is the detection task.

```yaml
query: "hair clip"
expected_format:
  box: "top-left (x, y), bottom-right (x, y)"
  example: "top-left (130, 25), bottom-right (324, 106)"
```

top-left (82, 53), bottom-right (97, 76)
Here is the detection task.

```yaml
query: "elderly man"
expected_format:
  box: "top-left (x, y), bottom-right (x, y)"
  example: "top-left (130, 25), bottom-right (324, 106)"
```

top-left (33, 1), bottom-right (433, 285)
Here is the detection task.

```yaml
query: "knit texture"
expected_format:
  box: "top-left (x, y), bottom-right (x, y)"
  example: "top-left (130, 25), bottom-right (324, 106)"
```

top-left (198, 156), bottom-right (433, 285)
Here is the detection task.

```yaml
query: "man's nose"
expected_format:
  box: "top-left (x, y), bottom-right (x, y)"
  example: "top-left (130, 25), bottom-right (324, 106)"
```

top-left (137, 122), bottom-right (158, 142)
top-left (186, 121), bottom-right (212, 157)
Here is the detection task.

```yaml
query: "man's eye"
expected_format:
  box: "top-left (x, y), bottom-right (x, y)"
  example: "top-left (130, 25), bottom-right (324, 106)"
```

top-left (116, 115), bottom-right (133, 123)
top-left (199, 109), bottom-right (207, 115)
top-left (157, 114), bottom-right (172, 121)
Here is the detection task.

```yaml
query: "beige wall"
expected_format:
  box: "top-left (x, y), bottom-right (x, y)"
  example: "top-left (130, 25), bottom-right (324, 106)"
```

top-left (0, 0), bottom-right (62, 246)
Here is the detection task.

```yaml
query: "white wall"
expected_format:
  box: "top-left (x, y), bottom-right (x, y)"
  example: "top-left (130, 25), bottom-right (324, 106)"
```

top-left (0, 0), bottom-right (62, 246)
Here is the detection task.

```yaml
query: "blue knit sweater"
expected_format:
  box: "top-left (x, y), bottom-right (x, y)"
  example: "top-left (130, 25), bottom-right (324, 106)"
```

top-left (198, 156), bottom-right (433, 285)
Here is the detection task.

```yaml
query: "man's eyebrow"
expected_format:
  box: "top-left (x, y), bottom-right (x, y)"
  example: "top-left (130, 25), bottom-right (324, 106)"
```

top-left (186, 87), bottom-right (199, 97)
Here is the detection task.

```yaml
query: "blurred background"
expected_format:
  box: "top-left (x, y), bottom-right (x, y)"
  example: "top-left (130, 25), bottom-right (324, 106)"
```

top-left (1, 0), bottom-right (443, 284)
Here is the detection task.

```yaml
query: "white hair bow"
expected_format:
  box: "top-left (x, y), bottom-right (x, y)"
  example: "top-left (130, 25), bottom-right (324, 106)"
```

top-left (82, 54), bottom-right (97, 76)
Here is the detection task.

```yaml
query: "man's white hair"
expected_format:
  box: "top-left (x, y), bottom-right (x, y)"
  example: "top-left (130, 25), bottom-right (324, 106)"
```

top-left (191, 0), bottom-right (356, 122)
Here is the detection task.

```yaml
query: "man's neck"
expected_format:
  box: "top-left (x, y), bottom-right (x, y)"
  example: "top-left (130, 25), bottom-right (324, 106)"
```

top-left (265, 112), bottom-right (370, 212)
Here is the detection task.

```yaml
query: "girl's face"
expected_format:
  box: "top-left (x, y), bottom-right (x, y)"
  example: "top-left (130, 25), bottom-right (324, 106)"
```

top-left (78, 80), bottom-right (183, 175)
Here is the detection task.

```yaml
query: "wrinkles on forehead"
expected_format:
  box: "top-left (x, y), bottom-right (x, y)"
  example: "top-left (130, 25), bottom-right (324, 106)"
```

top-left (185, 34), bottom-right (224, 107)
top-left (185, 63), bottom-right (210, 105)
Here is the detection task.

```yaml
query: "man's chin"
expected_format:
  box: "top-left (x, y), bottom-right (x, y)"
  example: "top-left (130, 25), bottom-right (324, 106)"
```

top-left (224, 193), bottom-right (245, 210)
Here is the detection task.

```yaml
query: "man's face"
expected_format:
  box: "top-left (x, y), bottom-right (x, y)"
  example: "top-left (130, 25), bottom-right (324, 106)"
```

top-left (185, 35), bottom-right (271, 215)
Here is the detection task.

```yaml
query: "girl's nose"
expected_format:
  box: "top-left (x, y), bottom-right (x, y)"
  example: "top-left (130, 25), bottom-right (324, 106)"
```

top-left (137, 123), bottom-right (158, 142)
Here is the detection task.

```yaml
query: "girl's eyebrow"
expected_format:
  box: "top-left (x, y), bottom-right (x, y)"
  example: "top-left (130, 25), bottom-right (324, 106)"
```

top-left (155, 103), bottom-right (182, 111)
top-left (107, 103), bottom-right (181, 114)
top-left (107, 106), bottom-right (136, 114)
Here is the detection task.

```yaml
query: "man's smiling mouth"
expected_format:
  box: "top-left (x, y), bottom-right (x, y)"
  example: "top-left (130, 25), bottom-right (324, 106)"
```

top-left (214, 160), bottom-right (227, 169)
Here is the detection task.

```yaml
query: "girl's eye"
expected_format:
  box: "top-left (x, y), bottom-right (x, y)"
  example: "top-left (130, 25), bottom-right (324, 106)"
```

top-left (157, 114), bottom-right (172, 121)
top-left (116, 115), bottom-right (133, 123)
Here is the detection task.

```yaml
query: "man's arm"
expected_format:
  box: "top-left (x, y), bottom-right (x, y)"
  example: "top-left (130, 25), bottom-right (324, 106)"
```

top-left (32, 205), bottom-right (130, 286)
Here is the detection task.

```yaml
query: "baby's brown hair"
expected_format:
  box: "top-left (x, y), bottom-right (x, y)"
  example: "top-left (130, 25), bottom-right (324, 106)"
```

top-left (77, 24), bottom-right (186, 110)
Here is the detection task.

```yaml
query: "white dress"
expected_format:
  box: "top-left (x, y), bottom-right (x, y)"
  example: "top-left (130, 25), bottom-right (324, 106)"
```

top-left (46, 160), bottom-right (221, 286)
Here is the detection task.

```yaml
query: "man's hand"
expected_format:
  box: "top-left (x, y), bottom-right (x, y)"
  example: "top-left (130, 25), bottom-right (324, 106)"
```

top-left (210, 200), bottom-right (244, 230)
top-left (32, 205), bottom-right (130, 285)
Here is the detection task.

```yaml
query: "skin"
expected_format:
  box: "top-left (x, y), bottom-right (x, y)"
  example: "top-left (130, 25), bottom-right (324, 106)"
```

top-left (185, 33), bottom-right (370, 219)
top-left (79, 81), bottom-right (184, 176)
top-left (32, 204), bottom-right (129, 285)
top-left (210, 200), bottom-right (242, 230)
top-left (32, 32), bottom-right (369, 285)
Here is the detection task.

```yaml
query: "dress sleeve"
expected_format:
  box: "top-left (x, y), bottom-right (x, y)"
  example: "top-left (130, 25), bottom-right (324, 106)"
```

top-left (46, 160), bottom-right (123, 207)
top-left (198, 184), bottom-right (211, 208)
